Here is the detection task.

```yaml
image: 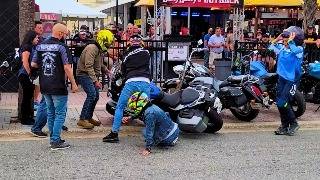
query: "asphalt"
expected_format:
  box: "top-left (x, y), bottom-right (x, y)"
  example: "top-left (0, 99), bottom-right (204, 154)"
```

top-left (0, 130), bottom-right (320, 179)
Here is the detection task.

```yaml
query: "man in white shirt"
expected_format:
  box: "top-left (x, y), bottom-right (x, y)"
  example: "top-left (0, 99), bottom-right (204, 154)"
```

top-left (208, 27), bottom-right (226, 73)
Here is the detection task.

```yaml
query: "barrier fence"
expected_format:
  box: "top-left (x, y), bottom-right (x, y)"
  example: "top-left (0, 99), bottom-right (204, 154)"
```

top-left (2, 39), bottom-right (320, 92)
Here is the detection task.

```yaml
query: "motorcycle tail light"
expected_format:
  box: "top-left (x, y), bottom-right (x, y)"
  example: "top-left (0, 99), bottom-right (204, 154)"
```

top-left (251, 85), bottom-right (262, 97)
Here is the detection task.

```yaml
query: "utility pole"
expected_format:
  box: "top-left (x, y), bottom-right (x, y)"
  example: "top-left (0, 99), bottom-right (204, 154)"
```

top-left (115, 0), bottom-right (119, 27)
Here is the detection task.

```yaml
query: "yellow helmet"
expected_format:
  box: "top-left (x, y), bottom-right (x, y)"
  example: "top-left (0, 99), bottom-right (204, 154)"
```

top-left (96, 30), bottom-right (114, 51)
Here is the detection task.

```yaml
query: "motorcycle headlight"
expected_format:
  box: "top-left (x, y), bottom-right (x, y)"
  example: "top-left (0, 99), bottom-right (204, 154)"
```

top-left (173, 65), bottom-right (184, 75)
top-left (116, 79), bottom-right (122, 87)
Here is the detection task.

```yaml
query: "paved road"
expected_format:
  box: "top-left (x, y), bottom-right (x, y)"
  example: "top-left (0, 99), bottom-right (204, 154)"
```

top-left (0, 130), bottom-right (320, 180)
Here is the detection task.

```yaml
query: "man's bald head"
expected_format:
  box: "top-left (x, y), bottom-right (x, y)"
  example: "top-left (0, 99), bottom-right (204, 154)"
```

top-left (52, 23), bottom-right (68, 40)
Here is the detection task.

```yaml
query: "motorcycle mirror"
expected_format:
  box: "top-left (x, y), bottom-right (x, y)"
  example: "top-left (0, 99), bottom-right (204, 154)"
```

top-left (197, 39), bottom-right (203, 46)
top-left (1, 61), bottom-right (9, 68)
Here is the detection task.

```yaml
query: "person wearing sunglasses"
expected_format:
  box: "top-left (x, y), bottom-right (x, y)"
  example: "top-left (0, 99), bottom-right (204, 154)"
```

top-left (76, 30), bottom-right (115, 129)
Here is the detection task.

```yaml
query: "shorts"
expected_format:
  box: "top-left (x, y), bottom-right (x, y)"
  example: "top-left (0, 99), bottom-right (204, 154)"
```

top-left (209, 52), bottom-right (223, 69)
top-left (33, 77), bottom-right (40, 86)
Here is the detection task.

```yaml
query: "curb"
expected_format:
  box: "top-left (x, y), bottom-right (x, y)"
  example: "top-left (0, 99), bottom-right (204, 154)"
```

top-left (1, 121), bottom-right (320, 138)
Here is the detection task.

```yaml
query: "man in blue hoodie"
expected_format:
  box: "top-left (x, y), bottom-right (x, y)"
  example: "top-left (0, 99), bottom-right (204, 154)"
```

top-left (269, 27), bottom-right (304, 136)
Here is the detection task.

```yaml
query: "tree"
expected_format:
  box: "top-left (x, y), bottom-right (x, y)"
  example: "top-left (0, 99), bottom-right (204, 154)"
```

top-left (303, 0), bottom-right (317, 31)
top-left (17, 0), bottom-right (35, 121)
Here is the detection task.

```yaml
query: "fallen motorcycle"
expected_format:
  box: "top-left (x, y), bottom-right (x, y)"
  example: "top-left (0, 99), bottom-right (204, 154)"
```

top-left (106, 48), bottom-right (223, 133)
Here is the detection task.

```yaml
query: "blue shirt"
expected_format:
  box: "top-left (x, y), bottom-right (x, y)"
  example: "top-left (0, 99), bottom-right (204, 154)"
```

top-left (142, 104), bottom-right (178, 148)
top-left (203, 33), bottom-right (211, 48)
top-left (208, 34), bottom-right (225, 53)
top-left (269, 41), bottom-right (303, 82)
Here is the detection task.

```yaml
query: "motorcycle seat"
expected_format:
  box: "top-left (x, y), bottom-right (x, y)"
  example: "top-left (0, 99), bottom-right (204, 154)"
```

top-left (160, 91), bottom-right (182, 108)
top-left (181, 88), bottom-right (200, 105)
top-left (218, 80), bottom-right (230, 88)
top-left (227, 75), bottom-right (249, 84)
top-left (263, 73), bottom-right (278, 80)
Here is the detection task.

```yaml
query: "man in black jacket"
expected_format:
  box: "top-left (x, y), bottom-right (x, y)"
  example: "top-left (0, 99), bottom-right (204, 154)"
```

top-left (103, 35), bottom-right (151, 143)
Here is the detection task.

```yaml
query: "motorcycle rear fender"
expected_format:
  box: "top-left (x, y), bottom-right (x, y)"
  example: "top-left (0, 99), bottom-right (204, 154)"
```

top-left (242, 84), bottom-right (263, 103)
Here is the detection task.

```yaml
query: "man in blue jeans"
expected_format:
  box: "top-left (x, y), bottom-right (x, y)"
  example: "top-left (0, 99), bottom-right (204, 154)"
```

top-left (76, 30), bottom-right (115, 129)
top-left (31, 96), bottom-right (68, 137)
top-left (31, 23), bottom-right (78, 150)
top-left (127, 92), bottom-right (179, 156)
top-left (103, 35), bottom-right (151, 143)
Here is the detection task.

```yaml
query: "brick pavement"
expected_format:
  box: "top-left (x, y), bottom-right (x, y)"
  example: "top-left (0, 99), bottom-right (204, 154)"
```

top-left (0, 92), bottom-right (114, 130)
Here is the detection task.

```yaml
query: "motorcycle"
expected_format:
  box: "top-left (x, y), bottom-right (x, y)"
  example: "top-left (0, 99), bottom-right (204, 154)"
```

top-left (299, 60), bottom-right (320, 111)
top-left (0, 60), bottom-right (9, 101)
top-left (0, 61), bottom-right (9, 75)
top-left (162, 50), bottom-right (264, 122)
top-left (238, 51), bottom-right (306, 117)
top-left (105, 48), bottom-right (224, 133)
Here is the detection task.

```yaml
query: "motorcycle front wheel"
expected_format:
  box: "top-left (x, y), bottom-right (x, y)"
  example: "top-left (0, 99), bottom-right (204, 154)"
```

top-left (230, 103), bottom-right (260, 122)
top-left (204, 108), bottom-right (223, 133)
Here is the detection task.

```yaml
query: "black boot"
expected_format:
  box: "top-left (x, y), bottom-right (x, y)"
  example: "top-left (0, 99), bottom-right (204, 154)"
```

top-left (274, 126), bottom-right (288, 135)
top-left (275, 107), bottom-right (289, 135)
top-left (103, 131), bottom-right (119, 143)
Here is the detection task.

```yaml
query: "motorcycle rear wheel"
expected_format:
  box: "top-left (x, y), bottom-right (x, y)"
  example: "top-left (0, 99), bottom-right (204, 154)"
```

top-left (291, 90), bottom-right (306, 118)
top-left (204, 108), bottom-right (223, 133)
top-left (230, 103), bottom-right (260, 122)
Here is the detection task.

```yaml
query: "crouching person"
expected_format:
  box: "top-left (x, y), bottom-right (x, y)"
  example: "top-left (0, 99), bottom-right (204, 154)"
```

top-left (127, 92), bottom-right (180, 156)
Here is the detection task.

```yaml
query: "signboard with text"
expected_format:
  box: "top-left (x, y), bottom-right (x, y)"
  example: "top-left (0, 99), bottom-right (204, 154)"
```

top-left (159, 0), bottom-right (243, 8)
top-left (168, 42), bottom-right (190, 61)
top-left (40, 13), bottom-right (60, 21)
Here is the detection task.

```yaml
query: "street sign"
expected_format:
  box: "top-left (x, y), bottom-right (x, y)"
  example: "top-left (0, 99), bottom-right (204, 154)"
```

top-left (134, 19), bottom-right (142, 26)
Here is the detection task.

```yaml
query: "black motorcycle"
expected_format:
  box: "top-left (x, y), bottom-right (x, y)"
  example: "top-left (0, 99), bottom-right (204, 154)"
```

top-left (162, 49), bottom-right (264, 122)
top-left (299, 60), bottom-right (320, 111)
top-left (105, 49), bottom-right (223, 133)
top-left (235, 51), bottom-right (306, 118)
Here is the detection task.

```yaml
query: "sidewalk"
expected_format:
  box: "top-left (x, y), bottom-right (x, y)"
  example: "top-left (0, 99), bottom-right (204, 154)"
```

top-left (1, 92), bottom-right (320, 137)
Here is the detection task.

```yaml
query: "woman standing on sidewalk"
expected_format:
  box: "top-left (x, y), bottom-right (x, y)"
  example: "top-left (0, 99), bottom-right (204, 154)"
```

top-left (18, 30), bottom-right (39, 125)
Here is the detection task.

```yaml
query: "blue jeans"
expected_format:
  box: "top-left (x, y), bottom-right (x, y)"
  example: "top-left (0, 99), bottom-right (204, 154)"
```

top-left (78, 75), bottom-right (99, 120)
top-left (276, 76), bottom-right (297, 128)
top-left (203, 49), bottom-right (209, 68)
top-left (112, 81), bottom-right (150, 132)
top-left (43, 94), bottom-right (68, 143)
top-left (31, 96), bottom-right (47, 133)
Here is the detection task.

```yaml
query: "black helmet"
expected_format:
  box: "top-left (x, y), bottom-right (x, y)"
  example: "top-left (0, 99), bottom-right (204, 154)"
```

top-left (282, 26), bottom-right (304, 46)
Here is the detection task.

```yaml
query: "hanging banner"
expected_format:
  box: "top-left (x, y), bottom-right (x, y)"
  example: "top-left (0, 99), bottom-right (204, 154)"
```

top-left (159, 0), bottom-right (243, 8)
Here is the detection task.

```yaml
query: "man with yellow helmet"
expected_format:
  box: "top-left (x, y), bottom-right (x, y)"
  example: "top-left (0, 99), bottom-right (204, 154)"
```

top-left (76, 30), bottom-right (114, 129)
